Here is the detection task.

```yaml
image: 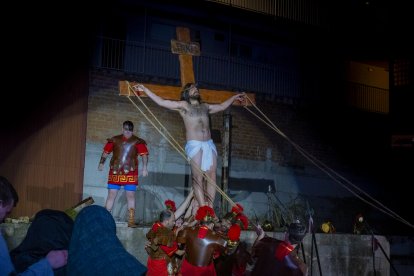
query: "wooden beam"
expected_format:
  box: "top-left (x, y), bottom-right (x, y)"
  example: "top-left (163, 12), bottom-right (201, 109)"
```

top-left (119, 81), bottom-right (255, 106)
top-left (175, 27), bottom-right (195, 86)
top-left (119, 26), bottom-right (256, 106)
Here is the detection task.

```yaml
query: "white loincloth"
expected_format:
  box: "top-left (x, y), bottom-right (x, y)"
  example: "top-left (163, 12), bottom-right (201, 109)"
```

top-left (185, 139), bottom-right (217, 172)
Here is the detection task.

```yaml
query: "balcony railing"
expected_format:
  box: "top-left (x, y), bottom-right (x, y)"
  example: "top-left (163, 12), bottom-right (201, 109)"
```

top-left (205, 0), bottom-right (322, 26)
top-left (92, 36), bottom-right (389, 114)
top-left (346, 82), bottom-right (389, 114)
top-left (92, 36), bottom-right (302, 101)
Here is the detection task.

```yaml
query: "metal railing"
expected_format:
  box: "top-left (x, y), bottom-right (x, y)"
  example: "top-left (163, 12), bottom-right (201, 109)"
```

top-left (92, 36), bottom-right (302, 100)
top-left (346, 82), bottom-right (389, 114)
top-left (92, 36), bottom-right (389, 113)
top-left (205, 0), bottom-right (322, 26)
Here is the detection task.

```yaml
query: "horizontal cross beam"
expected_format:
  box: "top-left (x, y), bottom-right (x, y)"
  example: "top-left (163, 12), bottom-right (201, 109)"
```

top-left (119, 81), bottom-right (256, 106)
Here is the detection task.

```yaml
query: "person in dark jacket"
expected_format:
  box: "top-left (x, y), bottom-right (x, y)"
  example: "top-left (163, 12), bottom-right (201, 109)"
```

top-left (10, 209), bottom-right (73, 275)
top-left (1, 175), bottom-right (68, 276)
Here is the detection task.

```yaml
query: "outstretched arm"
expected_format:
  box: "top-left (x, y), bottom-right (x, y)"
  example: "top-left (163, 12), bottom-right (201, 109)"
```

top-left (134, 84), bottom-right (184, 110)
top-left (174, 189), bottom-right (194, 219)
top-left (208, 92), bottom-right (246, 114)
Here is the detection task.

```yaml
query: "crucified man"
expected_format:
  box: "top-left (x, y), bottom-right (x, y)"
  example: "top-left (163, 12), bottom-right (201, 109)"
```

top-left (134, 83), bottom-right (245, 215)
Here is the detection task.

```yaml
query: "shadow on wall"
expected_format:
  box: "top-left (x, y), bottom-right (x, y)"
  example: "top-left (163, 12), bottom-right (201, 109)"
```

top-left (111, 188), bottom-right (164, 225)
top-left (26, 183), bottom-right (83, 216)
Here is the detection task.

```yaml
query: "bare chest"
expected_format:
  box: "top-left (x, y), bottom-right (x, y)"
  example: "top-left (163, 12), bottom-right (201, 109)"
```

top-left (186, 104), bottom-right (208, 118)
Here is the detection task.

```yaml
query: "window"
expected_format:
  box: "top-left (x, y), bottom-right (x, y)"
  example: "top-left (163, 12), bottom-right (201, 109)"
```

top-left (230, 42), bottom-right (252, 59)
top-left (150, 23), bottom-right (175, 43)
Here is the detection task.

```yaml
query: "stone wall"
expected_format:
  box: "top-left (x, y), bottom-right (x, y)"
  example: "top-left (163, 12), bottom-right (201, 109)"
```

top-left (1, 222), bottom-right (391, 275)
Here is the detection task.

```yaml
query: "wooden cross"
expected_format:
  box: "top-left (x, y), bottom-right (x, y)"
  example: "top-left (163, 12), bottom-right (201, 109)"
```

top-left (119, 27), bottom-right (255, 106)
top-left (119, 26), bottom-right (256, 213)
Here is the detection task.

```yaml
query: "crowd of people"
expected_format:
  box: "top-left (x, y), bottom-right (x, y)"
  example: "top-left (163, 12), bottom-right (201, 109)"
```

top-left (1, 83), bottom-right (308, 275)
top-left (1, 174), bottom-right (307, 275)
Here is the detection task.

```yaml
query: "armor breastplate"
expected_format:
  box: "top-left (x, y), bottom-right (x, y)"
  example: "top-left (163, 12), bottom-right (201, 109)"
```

top-left (146, 225), bottom-right (175, 260)
top-left (109, 135), bottom-right (142, 174)
top-left (179, 226), bottom-right (226, 266)
top-left (146, 246), bottom-right (170, 260)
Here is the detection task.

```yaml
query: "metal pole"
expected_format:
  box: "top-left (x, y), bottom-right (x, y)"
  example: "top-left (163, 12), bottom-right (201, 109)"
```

top-left (221, 109), bottom-right (231, 214)
top-left (301, 241), bottom-right (306, 264)
top-left (375, 238), bottom-right (400, 276)
top-left (312, 232), bottom-right (323, 276)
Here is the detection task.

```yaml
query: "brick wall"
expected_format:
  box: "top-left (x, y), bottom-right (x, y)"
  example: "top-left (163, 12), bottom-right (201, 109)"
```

top-left (88, 68), bottom-right (338, 167)
top-left (85, 68), bottom-right (390, 234)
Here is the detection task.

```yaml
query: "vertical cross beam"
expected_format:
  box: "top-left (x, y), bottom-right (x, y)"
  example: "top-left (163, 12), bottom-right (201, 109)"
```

top-left (120, 26), bottom-right (256, 215)
top-left (175, 27), bottom-right (196, 86)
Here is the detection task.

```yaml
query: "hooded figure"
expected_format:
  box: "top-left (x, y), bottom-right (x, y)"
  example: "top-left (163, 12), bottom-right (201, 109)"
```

top-left (67, 205), bottom-right (146, 276)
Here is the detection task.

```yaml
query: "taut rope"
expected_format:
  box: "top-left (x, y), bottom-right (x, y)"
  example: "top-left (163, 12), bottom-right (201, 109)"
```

top-left (124, 81), bottom-right (413, 231)
top-left (241, 96), bottom-right (413, 230)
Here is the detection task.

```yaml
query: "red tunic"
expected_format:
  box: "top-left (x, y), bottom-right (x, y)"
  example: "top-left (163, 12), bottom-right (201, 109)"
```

top-left (146, 222), bottom-right (179, 276)
top-left (146, 258), bottom-right (168, 276)
top-left (180, 258), bottom-right (217, 276)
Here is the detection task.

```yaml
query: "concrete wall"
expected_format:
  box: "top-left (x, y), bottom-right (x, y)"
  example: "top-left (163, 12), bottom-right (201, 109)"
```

top-left (1, 222), bottom-right (391, 275)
